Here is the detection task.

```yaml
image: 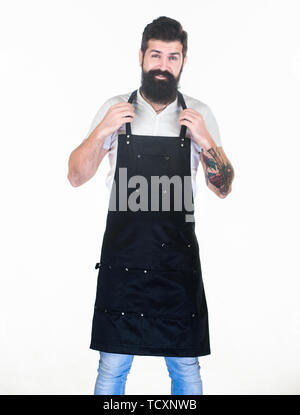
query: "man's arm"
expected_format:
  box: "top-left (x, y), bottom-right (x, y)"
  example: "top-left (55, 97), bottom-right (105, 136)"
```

top-left (178, 105), bottom-right (234, 198)
top-left (67, 129), bottom-right (109, 187)
top-left (67, 101), bottom-right (135, 187)
top-left (199, 144), bottom-right (234, 198)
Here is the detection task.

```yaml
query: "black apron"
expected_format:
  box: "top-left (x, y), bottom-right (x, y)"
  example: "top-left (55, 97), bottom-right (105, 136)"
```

top-left (90, 89), bottom-right (210, 357)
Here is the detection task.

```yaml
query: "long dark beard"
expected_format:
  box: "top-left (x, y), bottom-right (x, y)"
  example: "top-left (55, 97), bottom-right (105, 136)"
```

top-left (140, 65), bottom-right (182, 105)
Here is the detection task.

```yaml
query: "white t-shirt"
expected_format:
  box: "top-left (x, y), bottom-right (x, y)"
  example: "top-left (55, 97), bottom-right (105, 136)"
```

top-left (85, 88), bottom-right (222, 198)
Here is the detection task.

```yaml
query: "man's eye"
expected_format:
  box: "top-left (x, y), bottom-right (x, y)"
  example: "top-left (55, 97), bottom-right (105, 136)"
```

top-left (151, 54), bottom-right (178, 60)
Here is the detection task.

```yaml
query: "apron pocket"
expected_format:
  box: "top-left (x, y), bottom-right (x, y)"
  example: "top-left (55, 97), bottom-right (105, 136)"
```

top-left (134, 153), bottom-right (172, 179)
top-left (159, 241), bottom-right (198, 271)
top-left (148, 269), bottom-right (198, 318)
top-left (94, 263), bottom-right (126, 310)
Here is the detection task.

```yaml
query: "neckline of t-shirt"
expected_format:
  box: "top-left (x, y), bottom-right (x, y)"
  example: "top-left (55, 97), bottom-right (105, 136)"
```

top-left (136, 88), bottom-right (180, 116)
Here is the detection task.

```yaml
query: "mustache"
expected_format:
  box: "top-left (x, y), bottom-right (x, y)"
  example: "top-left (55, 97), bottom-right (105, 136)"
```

top-left (147, 69), bottom-right (175, 80)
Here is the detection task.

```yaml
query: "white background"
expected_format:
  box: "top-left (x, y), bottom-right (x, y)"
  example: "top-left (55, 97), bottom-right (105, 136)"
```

top-left (1, 0), bottom-right (299, 395)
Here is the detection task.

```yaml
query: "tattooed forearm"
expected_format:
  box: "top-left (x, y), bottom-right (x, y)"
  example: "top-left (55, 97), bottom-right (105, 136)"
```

top-left (202, 146), bottom-right (234, 196)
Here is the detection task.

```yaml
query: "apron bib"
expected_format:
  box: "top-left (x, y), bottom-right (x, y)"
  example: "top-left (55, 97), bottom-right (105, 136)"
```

top-left (90, 89), bottom-right (210, 357)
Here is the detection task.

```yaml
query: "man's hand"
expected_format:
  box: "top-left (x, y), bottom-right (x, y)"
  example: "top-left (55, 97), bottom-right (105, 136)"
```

top-left (67, 102), bottom-right (134, 187)
top-left (178, 108), bottom-right (214, 150)
top-left (98, 102), bottom-right (135, 137)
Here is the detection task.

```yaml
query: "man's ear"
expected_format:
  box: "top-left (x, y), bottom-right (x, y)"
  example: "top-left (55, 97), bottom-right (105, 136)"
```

top-left (139, 49), bottom-right (143, 67)
top-left (183, 55), bottom-right (188, 68)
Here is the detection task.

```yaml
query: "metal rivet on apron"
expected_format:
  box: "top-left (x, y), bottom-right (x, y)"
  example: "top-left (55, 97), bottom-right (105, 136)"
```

top-left (121, 312), bottom-right (125, 315)
top-left (192, 313), bottom-right (195, 317)
top-left (181, 138), bottom-right (185, 141)
top-left (180, 143), bottom-right (184, 147)
top-left (165, 156), bottom-right (170, 160)
top-left (140, 313), bottom-right (144, 317)
top-left (126, 140), bottom-right (130, 144)
top-left (127, 135), bottom-right (130, 138)
top-left (144, 270), bottom-right (147, 274)
top-left (109, 265), bottom-right (112, 269)
top-left (137, 154), bottom-right (141, 158)
top-left (161, 243), bottom-right (165, 247)
top-left (104, 308), bottom-right (107, 312)
top-left (187, 244), bottom-right (191, 248)
top-left (125, 267), bottom-right (129, 271)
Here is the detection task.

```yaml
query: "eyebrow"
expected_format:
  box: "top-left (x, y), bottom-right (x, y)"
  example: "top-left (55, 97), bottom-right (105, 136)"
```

top-left (149, 49), bottom-right (181, 56)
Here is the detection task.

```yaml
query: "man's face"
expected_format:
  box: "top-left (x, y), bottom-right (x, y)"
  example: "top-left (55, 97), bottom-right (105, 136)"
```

top-left (139, 39), bottom-right (187, 104)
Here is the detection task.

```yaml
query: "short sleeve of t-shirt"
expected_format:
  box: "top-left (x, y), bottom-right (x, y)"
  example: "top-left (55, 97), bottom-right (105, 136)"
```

top-left (192, 104), bottom-right (222, 152)
top-left (85, 98), bottom-right (114, 150)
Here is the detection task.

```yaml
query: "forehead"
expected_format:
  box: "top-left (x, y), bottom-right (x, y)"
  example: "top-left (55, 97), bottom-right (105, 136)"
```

top-left (146, 39), bottom-right (183, 54)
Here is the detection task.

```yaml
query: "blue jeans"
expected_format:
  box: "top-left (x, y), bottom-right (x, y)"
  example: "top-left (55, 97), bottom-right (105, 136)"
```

top-left (94, 351), bottom-right (203, 395)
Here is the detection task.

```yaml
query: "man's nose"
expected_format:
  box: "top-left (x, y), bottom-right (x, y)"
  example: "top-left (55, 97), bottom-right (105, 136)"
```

top-left (158, 57), bottom-right (169, 71)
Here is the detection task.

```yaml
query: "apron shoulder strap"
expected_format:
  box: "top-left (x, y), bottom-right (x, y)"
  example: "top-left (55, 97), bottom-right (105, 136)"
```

top-left (177, 90), bottom-right (187, 110)
top-left (177, 91), bottom-right (187, 139)
top-left (128, 89), bottom-right (138, 104)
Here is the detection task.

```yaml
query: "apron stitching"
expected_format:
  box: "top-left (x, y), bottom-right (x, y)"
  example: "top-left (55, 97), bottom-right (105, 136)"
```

top-left (94, 306), bottom-right (197, 320)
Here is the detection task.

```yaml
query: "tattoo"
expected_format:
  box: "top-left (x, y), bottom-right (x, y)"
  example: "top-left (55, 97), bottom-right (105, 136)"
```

top-left (202, 147), bottom-right (234, 196)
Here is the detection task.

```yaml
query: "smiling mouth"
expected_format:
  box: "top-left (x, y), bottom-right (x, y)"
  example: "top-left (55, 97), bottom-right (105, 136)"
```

top-left (155, 75), bottom-right (167, 80)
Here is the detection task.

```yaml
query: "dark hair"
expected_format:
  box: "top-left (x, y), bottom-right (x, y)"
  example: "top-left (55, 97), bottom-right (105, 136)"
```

top-left (141, 16), bottom-right (188, 59)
